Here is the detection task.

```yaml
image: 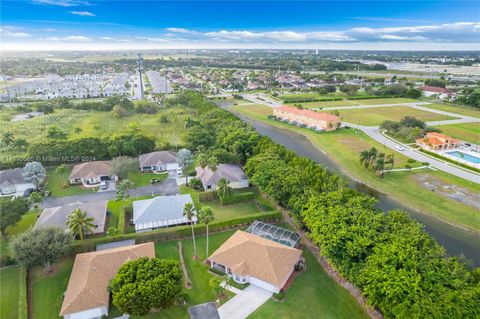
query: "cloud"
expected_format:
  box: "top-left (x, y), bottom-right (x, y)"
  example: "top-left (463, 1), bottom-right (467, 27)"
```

top-left (378, 35), bottom-right (428, 41)
top-left (204, 30), bottom-right (354, 42)
top-left (0, 26), bottom-right (31, 38)
top-left (64, 35), bottom-right (90, 41)
top-left (70, 11), bottom-right (96, 17)
top-left (165, 27), bottom-right (196, 34)
top-left (31, 0), bottom-right (90, 6)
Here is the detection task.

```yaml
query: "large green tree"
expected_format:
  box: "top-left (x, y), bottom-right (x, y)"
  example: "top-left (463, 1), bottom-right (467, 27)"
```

top-left (10, 227), bottom-right (72, 272)
top-left (111, 257), bottom-right (183, 316)
top-left (22, 161), bottom-right (46, 190)
top-left (0, 197), bottom-right (30, 237)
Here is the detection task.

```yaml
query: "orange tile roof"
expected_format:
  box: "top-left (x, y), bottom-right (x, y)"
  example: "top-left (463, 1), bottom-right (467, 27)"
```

top-left (276, 105), bottom-right (340, 122)
top-left (60, 243), bottom-right (155, 316)
top-left (425, 132), bottom-right (460, 142)
top-left (208, 230), bottom-right (302, 288)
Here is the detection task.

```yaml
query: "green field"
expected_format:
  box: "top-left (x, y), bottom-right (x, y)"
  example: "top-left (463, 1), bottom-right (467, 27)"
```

top-left (0, 210), bottom-right (39, 258)
top-left (422, 103), bottom-right (480, 118)
top-left (250, 249), bottom-right (369, 319)
top-left (0, 106), bottom-right (191, 158)
top-left (286, 98), bottom-right (418, 109)
top-left (0, 266), bottom-right (26, 319)
top-left (337, 106), bottom-right (455, 126)
top-left (46, 167), bottom-right (98, 197)
top-left (434, 122), bottom-right (480, 144)
top-left (231, 104), bottom-right (480, 233)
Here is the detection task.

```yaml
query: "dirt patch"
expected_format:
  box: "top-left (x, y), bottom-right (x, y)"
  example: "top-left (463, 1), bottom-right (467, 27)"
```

top-left (339, 138), bottom-right (371, 153)
top-left (414, 174), bottom-right (480, 209)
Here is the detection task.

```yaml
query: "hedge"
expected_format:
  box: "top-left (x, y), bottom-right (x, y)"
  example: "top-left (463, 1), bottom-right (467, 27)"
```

top-left (72, 211), bottom-right (282, 253)
top-left (198, 191), bottom-right (218, 202)
top-left (18, 266), bottom-right (27, 319)
top-left (419, 149), bottom-right (480, 173)
top-left (219, 192), bottom-right (254, 205)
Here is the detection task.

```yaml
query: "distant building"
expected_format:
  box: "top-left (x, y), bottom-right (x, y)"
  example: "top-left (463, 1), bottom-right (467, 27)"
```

top-left (0, 168), bottom-right (35, 196)
top-left (138, 151), bottom-right (181, 174)
top-left (416, 132), bottom-right (461, 151)
top-left (419, 85), bottom-right (456, 99)
top-left (273, 106), bottom-right (340, 131)
top-left (69, 161), bottom-right (117, 187)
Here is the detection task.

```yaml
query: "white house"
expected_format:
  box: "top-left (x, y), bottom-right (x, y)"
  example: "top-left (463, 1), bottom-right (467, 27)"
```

top-left (208, 230), bottom-right (302, 293)
top-left (132, 194), bottom-right (196, 232)
top-left (60, 243), bottom-right (155, 319)
top-left (419, 85), bottom-right (456, 99)
top-left (138, 151), bottom-right (181, 174)
top-left (195, 164), bottom-right (249, 191)
top-left (0, 168), bottom-right (35, 196)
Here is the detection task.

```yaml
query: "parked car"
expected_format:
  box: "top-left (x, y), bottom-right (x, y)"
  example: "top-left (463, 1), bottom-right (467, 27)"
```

top-left (395, 145), bottom-right (405, 151)
top-left (100, 180), bottom-right (107, 190)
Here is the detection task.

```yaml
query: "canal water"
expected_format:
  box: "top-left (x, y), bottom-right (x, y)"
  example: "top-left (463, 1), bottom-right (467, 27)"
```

top-left (221, 102), bottom-right (480, 266)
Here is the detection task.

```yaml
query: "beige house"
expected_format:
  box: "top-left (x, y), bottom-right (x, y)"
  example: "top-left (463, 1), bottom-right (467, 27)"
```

top-left (416, 132), bottom-right (461, 151)
top-left (68, 161), bottom-right (116, 187)
top-left (273, 105), bottom-right (340, 131)
top-left (60, 243), bottom-right (155, 319)
top-left (208, 230), bottom-right (302, 293)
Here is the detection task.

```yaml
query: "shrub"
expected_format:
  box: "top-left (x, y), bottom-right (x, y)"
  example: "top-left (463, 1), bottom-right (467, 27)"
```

top-left (407, 158), bottom-right (416, 164)
top-left (189, 178), bottom-right (203, 190)
top-left (219, 192), bottom-right (254, 205)
top-left (198, 191), bottom-right (218, 202)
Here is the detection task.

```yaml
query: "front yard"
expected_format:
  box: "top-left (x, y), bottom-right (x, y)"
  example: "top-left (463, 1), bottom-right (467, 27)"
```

top-left (46, 167), bottom-right (98, 197)
top-left (127, 171), bottom-right (168, 187)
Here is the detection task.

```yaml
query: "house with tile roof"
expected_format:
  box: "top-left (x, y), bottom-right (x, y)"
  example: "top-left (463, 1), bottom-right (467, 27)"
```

top-left (273, 105), bottom-right (340, 131)
top-left (138, 150), bottom-right (181, 174)
top-left (195, 164), bottom-right (249, 191)
top-left (416, 132), bottom-right (461, 151)
top-left (132, 194), bottom-right (196, 232)
top-left (419, 85), bottom-right (456, 99)
top-left (34, 200), bottom-right (107, 234)
top-left (60, 243), bottom-right (155, 319)
top-left (68, 161), bottom-right (117, 187)
top-left (0, 167), bottom-right (35, 196)
top-left (208, 230), bottom-right (302, 293)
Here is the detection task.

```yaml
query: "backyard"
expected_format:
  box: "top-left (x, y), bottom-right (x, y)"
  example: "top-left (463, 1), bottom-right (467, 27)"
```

top-left (0, 210), bottom-right (39, 259)
top-left (127, 171), bottom-right (168, 187)
top-left (231, 104), bottom-right (480, 233)
top-left (0, 266), bottom-right (26, 319)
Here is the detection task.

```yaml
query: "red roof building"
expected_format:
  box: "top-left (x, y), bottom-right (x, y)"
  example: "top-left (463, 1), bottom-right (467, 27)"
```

top-left (273, 106), bottom-right (340, 131)
top-left (416, 132), bottom-right (461, 151)
top-left (419, 85), bottom-right (456, 98)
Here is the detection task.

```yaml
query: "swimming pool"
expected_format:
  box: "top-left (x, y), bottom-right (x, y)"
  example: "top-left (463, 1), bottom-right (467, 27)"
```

top-left (446, 151), bottom-right (480, 164)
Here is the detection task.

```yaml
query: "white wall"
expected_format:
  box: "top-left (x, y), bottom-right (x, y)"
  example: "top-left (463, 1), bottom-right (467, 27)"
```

top-left (229, 179), bottom-right (249, 189)
top-left (249, 277), bottom-right (280, 294)
top-left (63, 306), bottom-right (107, 319)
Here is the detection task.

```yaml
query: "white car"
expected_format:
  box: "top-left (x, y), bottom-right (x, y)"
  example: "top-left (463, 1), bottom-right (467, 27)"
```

top-left (100, 180), bottom-right (107, 190)
top-left (395, 145), bottom-right (405, 151)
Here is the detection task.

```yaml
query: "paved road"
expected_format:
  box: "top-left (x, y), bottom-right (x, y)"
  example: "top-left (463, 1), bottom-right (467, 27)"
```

top-left (242, 93), bottom-right (282, 107)
top-left (344, 122), bottom-right (480, 184)
top-left (132, 74), bottom-right (144, 100)
top-left (42, 179), bottom-right (179, 208)
top-left (218, 285), bottom-right (272, 319)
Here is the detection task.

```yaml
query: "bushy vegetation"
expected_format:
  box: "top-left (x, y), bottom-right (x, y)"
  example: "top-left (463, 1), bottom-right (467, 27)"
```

top-left (180, 91), bottom-right (479, 318)
top-left (381, 116), bottom-right (441, 143)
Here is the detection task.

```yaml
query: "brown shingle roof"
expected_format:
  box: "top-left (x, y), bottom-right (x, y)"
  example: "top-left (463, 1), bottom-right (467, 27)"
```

top-left (68, 161), bottom-right (112, 180)
top-left (138, 151), bottom-right (177, 167)
top-left (208, 231), bottom-right (302, 288)
top-left (60, 243), bottom-right (155, 316)
top-left (195, 164), bottom-right (247, 188)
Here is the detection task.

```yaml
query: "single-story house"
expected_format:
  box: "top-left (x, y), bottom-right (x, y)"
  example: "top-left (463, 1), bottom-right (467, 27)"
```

top-left (68, 161), bottom-right (117, 187)
top-left (133, 194), bottom-right (196, 232)
top-left (34, 200), bottom-right (107, 234)
top-left (138, 150), bottom-right (181, 174)
top-left (60, 243), bottom-right (155, 319)
top-left (0, 168), bottom-right (35, 196)
top-left (195, 164), bottom-right (249, 191)
top-left (208, 230), bottom-right (302, 293)
top-left (419, 85), bottom-right (456, 100)
top-left (416, 132), bottom-right (461, 152)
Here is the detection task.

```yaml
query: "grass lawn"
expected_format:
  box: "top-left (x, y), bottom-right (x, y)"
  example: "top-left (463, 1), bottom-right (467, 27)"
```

top-left (180, 186), bottom-right (275, 222)
top-left (46, 167), bottom-right (98, 197)
top-left (422, 103), bottom-right (480, 118)
top-left (337, 106), bottom-right (455, 126)
top-left (31, 257), bottom-right (74, 319)
top-left (0, 266), bottom-right (26, 319)
top-left (250, 249), bottom-right (370, 319)
top-left (231, 104), bottom-right (480, 233)
top-left (127, 171), bottom-right (168, 187)
top-left (0, 210), bottom-right (39, 258)
top-left (434, 122), bottom-right (480, 144)
top-left (287, 98), bottom-right (418, 109)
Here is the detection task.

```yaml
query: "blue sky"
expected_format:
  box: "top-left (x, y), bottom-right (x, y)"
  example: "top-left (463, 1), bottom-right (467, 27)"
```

top-left (1, 1), bottom-right (479, 50)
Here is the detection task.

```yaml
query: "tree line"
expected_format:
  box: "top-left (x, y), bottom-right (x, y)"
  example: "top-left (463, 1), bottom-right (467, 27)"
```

top-left (180, 91), bottom-right (479, 318)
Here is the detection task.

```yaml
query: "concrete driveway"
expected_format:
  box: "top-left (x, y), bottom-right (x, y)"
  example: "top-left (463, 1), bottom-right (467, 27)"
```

top-left (218, 285), bottom-right (272, 319)
top-left (42, 178), bottom-right (179, 208)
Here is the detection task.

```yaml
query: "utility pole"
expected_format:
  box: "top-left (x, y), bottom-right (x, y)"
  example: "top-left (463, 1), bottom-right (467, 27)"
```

top-left (136, 52), bottom-right (144, 100)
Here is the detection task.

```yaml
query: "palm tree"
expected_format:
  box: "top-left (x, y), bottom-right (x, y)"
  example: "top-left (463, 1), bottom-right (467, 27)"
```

top-left (55, 164), bottom-right (69, 185)
top-left (374, 153), bottom-right (385, 178)
top-left (198, 206), bottom-right (215, 259)
top-left (197, 152), bottom-right (209, 169)
top-left (183, 202), bottom-right (198, 258)
top-left (359, 150), bottom-right (371, 168)
top-left (368, 147), bottom-right (378, 168)
top-left (66, 208), bottom-right (96, 240)
top-left (384, 154), bottom-right (395, 172)
top-left (207, 156), bottom-right (218, 171)
top-left (216, 178), bottom-right (232, 201)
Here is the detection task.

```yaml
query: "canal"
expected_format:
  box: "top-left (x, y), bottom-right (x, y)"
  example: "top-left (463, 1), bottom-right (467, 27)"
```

top-left (222, 103), bottom-right (480, 266)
